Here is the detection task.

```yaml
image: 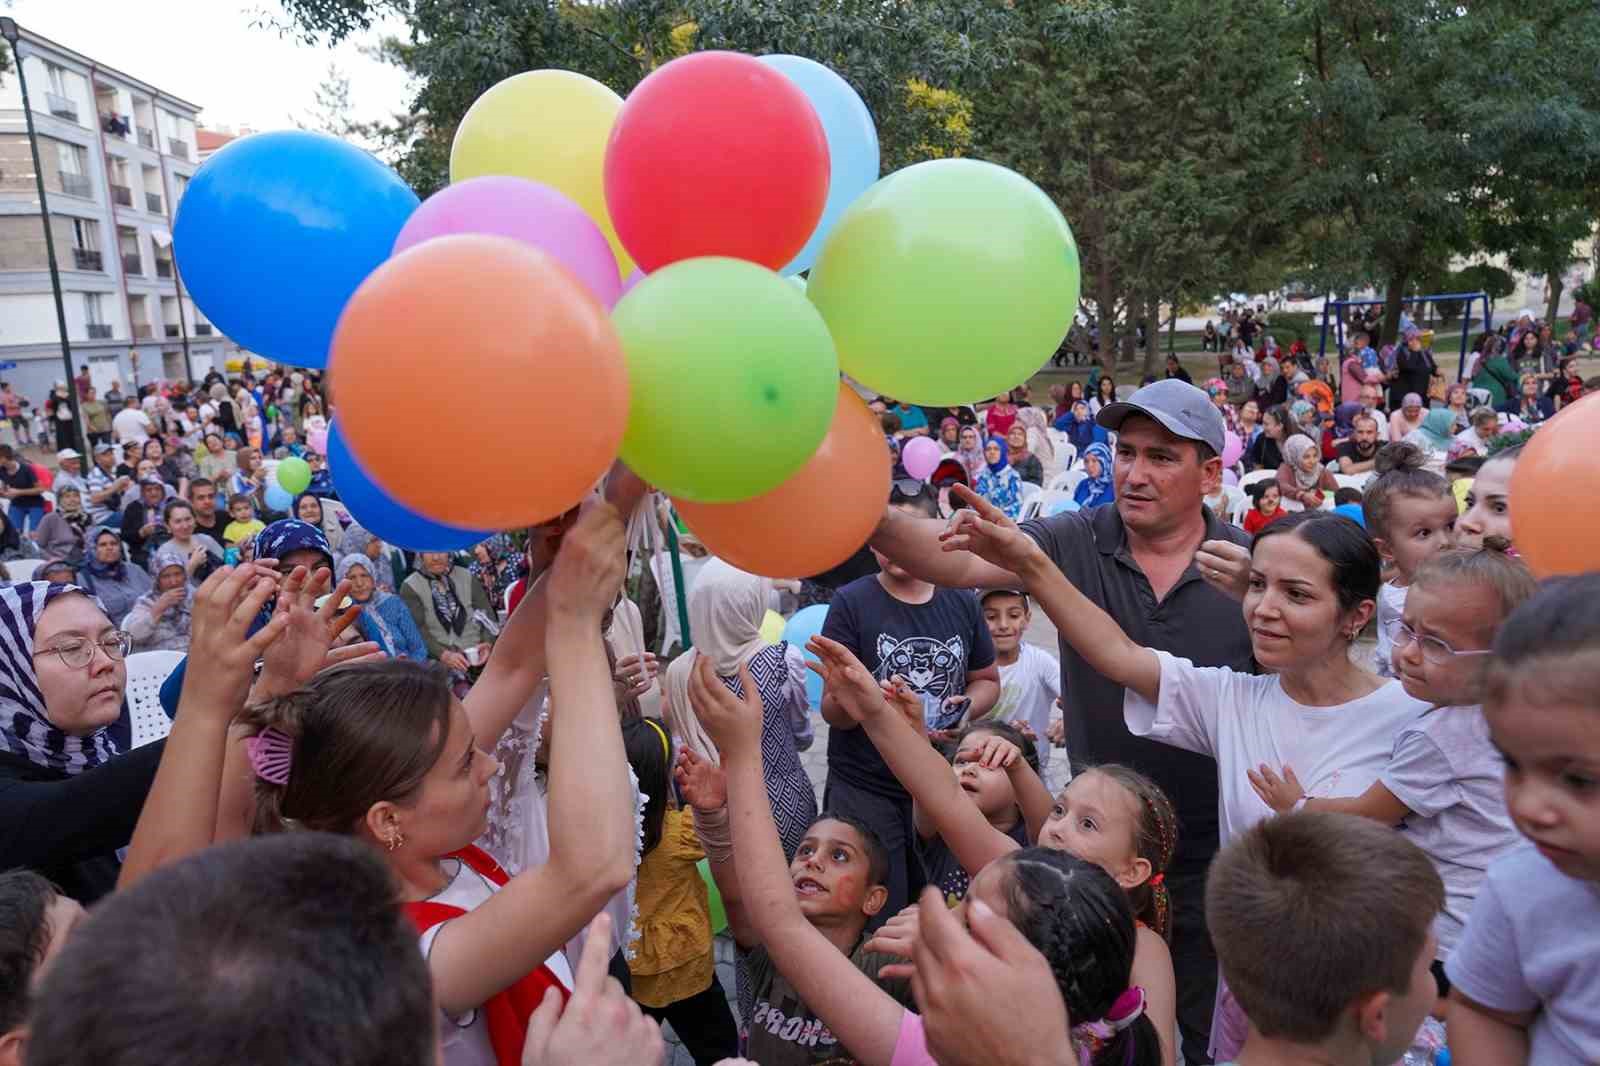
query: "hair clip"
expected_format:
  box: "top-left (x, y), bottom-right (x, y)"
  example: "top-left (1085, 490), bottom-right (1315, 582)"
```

top-left (246, 726), bottom-right (294, 785)
top-left (1104, 986), bottom-right (1147, 1033)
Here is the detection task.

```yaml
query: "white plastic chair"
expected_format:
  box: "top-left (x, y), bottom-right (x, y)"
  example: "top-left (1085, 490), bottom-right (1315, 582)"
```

top-left (1018, 482), bottom-right (1044, 519)
top-left (125, 650), bottom-right (184, 748)
top-left (4, 559), bottom-right (41, 583)
top-left (1207, 485), bottom-right (1246, 526)
top-left (1239, 469), bottom-right (1278, 493)
top-left (1035, 489), bottom-right (1081, 517)
top-left (1335, 473), bottom-right (1373, 494)
top-left (1046, 469), bottom-right (1088, 495)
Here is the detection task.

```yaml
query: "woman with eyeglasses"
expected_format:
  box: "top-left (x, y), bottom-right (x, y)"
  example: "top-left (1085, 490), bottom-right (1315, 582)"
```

top-left (0, 580), bottom-right (153, 902)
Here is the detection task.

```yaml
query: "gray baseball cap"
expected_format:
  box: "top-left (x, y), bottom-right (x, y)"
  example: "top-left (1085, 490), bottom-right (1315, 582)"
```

top-left (1095, 378), bottom-right (1227, 457)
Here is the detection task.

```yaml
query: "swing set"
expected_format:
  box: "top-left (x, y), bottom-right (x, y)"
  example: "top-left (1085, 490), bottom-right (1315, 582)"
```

top-left (1318, 291), bottom-right (1494, 382)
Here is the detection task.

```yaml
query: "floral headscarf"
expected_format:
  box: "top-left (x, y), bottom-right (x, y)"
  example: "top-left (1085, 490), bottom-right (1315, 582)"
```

top-left (955, 426), bottom-right (987, 481)
top-left (469, 533), bottom-right (526, 602)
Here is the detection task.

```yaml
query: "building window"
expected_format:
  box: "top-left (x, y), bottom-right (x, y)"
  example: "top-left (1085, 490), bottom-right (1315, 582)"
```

top-left (83, 293), bottom-right (111, 339)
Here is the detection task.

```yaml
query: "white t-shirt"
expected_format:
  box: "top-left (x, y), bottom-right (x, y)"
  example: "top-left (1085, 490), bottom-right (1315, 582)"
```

top-left (1447, 845), bottom-right (1600, 1064)
top-left (1125, 650), bottom-right (1426, 846)
top-left (111, 407), bottom-right (152, 444)
top-left (982, 644), bottom-right (1061, 768)
top-left (419, 856), bottom-right (574, 1066)
top-left (1380, 705), bottom-right (1518, 958)
top-left (1451, 426), bottom-right (1492, 458)
top-left (1373, 580), bottom-right (1407, 678)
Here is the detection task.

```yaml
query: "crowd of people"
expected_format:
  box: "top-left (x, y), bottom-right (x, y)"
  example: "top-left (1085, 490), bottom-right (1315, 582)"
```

top-left (0, 326), bottom-right (1594, 1066)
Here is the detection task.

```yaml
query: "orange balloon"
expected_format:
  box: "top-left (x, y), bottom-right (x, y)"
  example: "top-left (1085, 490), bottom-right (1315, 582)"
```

top-left (674, 385), bottom-right (889, 578)
top-left (1509, 398), bottom-right (1600, 578)
top-left (330, 234), bottom-right (627, 528)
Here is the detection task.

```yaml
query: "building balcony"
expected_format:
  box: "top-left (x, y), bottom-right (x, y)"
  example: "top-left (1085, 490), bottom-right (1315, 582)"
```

top-left (122, 253), bottom-right (142, 275)
top-left (194, 323), bottom-right (214, 336)
top-left (58, 173), bottom-right (92, 199)
top-left (155, 259), bottom-right (173, 278)
top-left (87, 324), bottom-right (113, 340)
top-left (167, 138), bottom-right (191, 161)
top-left (72, 248), bottom-right (104, 272)
top-left (145, 192), bottom-right (163, 213)
top-left (131, 323), bottom-right (153, 339)
top-left (45, 92), bottom-right (79, 123)
top-left (164, 323), bottom-right (181, 338)
top-left (137, 128), bottom-right (155, 149)
top-left (110, 184), bottom-right (133, 207)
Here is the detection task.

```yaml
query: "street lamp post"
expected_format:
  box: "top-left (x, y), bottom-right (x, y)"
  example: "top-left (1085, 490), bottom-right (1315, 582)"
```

top-left (0, 18), bottom-right (87, 453)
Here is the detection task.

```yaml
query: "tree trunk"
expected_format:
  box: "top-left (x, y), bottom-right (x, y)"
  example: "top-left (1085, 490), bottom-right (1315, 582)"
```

top-left (1380, 272), bottom-right (1408, 346)
top-left (1140, 294), bottom-right (1164, 379)
top-left (1094, 267), bottom-right (1117, 367)
top-left (1545, 270), bottom-right (1564, 327)
top-left (1167, 297), bottom-right (1179, 353)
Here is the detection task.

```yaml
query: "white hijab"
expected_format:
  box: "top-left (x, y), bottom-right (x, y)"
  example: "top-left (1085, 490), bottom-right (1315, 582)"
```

top-left (662, 559), bottom-right (772, 764)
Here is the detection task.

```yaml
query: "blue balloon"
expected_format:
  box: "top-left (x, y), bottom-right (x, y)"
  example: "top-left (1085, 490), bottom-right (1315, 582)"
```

top-left (327, 422), bottom-right (492, 552)
top-left (1046, 497), bottom-right (1081, 517)
top-left (173, 131), bottom-right (419, 369)
top-left (758, 55), bottom-right (879, 276)
top-left (264, 483), bottom-right (294, 514)
top-left (781, 603), bottom-right (831, 711)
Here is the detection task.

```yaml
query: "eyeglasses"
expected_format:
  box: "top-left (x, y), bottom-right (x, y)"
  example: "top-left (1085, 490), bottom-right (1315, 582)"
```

top-left (34, 632), bottom-right (132, 670)
top-left (1392, 623), bottom-right (1491, 666)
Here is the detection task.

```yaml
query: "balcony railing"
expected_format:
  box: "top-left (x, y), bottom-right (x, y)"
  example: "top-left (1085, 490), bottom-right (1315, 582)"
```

top-left (137, 128), bottom-right (155, 149)
top-left (194, 323), bottom-right (214, 336)
top-left (71, 248), bottom-right (104, 271)
top-left (131, 323), bottom-right (153, 339)
top-left (122, 253), bottom-right (142, 275)
top-left (45, 92), bottom-right (79, 122)
top-left (58, 173), bottom-right (92, 199)
top-left (87, 324), bottom-right (113, 340)
top-left (145, 193), bottom-right (163, 213)
top-left (167, 138), bottom-right (191, 160)
top-left (164, 324), bottom-right (181, 338)
top-left (155, 259), bottom-right (173, 278)
top-left (110, 184), bottom-right (133, 207)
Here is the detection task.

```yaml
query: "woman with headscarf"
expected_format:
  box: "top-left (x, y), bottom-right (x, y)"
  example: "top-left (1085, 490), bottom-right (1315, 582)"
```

top-left (953, 424), bottom-right (987, 482)
top-left (0, 581), bottom-right (161, 901)
top-left (336, 553), bottom-right (429, 661)
top-left (1403, 407), bottom-right (1457, 473)
top-left (293, 492), bottom-right (343, 555)
top-left (1005, 424), bottom-right (1044, 486)
top-left (973, 436), bottom-right (1024, 519)
top-left (470, 533), bottom-right (528, 607)
top-left (1225, 360), bottom-right (1256, 407)
top-left (208, 383), bottom-right (239, 439)
top-left (1056, 400), bottom-right (1106, 457)
top-left (31, 484), bottom-right (93, 565)
top-left (1389, 392), bottom-right (1427, 441)
top-left (1073, 441), bottom-right (1116, 510)
top-left (1256, 356), bottom-right (1288, 408)
top-left (340, 523), bottom-right (405, 594)
top-left (79, 526), bottom-right (152, 626)
top-left (401, 551), bottom-right (495, 693)
top-left (936, 416), bottom-right (961, 452)
top-left (1276, 433), bottom-right (1337, 509)
top-left (1012, 402), bottom-right (1055, 472)
top-left (123, 543), bottom-right (194, 652)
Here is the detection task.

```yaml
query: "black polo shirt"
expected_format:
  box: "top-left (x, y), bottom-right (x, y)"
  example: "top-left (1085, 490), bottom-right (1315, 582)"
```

top-left (1020, 502), bottom-right (1253, 882)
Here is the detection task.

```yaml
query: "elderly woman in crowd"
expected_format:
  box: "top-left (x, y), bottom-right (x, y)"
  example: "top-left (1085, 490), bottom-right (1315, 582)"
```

top-left (293, 492), bottom-right (343, 554)
top-left (336, 553), bottom-right (429, 661)
top-left (123, 542), bottom-right (194, 652)
top-left (340, 523), bottom-right (405, 594)
top-left (400, 551), bottom-right (496, 693)
top-left (31, 485), bottom-right (93, 565)
top-left (469, 533), bottom-right (528, 608)
top-left (1389, 392), bottom-right (1427, 441)
top-left (1276, 433), bottom-right (1337, 509)
top-left (78, 526), bottom-right (151, 626)
top-left (195, 432), bottom-right (236, 483)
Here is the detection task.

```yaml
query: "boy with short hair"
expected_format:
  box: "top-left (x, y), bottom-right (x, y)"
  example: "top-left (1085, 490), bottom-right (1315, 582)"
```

top-left (222, 492), bottom-right (264, 546)
top-left (974, 589), bottom-right (1063, 784)
top-left (0, 871), bottom-right (83, 1066)
top-left (1205, 811), bottom-right (1442, 1066)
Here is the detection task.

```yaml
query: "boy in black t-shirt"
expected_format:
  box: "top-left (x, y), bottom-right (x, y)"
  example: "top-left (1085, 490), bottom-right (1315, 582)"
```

top-left (0, 445), bottom-right (45, 534)
top-left (819, 488), bottom-right (999, 926)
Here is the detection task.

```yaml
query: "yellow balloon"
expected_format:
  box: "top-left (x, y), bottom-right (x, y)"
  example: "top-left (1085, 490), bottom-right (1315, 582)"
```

top-left (450, 70), bottom-right (634, 274)
top-left (760, 609), bottom-right (786, 645)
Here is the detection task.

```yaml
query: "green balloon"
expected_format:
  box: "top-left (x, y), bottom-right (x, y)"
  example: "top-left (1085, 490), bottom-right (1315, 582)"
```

top-left (614, 257), bottom-right (839, 503)
top-left (807, 159), bottom-right (1080, 407)
top-left (276, 456), bottom-right (312, 495)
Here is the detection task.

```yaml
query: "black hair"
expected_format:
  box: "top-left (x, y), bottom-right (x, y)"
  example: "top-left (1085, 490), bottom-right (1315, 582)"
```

top-left (622, 717), bottom-right (673, 855)
top-left (27, 834), bottom-right (435, 1066)
top-left (997, 850), bottom-right (1161, 1066)
top-left (1247, 479), bottom-right (1280, 505)
top-left (888, 482), bottom-right (939, 517)
top-left (1251, 511), bottom-right (1380, 611)
top-left (1333, 487), bottom-right (1362, 506)
top-left (0, 871), bottom-right (59, 1034)
top-left (812, 812), bottom-right (889, 887)
top-left (161, 497), bottom-right (194, 523)
top-left (944, 718), bottom-right (1041, 776)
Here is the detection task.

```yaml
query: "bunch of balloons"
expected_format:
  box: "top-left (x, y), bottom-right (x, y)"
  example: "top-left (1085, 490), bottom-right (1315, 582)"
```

top-left (171, 48), bottom-right (1080, 568)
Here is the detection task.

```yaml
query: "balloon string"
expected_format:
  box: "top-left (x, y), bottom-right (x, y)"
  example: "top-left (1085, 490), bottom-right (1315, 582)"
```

top-left (621, 491), bottom-right (657, 664)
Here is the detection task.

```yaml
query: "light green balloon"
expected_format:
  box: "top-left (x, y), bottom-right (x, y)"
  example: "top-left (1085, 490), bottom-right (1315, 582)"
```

top-left (276, 456), bottom-right (312, 495)
top-left (807, 158), bottom-right (1080, 407)
top-left (613, 257), bottom-right (839, 503)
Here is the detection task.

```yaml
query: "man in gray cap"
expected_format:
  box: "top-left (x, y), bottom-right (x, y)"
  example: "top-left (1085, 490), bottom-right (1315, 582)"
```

top-left (868, 378), bottom-right (1252, 1064)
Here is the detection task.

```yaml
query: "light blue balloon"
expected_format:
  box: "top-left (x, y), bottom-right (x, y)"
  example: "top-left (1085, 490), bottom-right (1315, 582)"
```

top-left (1046, 497), bottom-right (1081, 517)
top-left (782, 603), bottom-right (831, 711)
top-left (759, 55), bottom-right (879, 276)
top-left (173, 130), bottom-right (419, 369)
top-left (264, 483), bottom-right (294, 514)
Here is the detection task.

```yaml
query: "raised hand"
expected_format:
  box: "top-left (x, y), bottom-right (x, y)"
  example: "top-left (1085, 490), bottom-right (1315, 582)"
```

top-left (687, 657), bottom-right (762, 757)
top-left (863, 903), bottom-right (920, 980)
top-left (879, 674), bottom-right (926, 735)
top-left (1196, 539), bottom-right (1252, 602)
top-left (256, 566), bottom-right (362, 699)
top-left (615, 652), bottom-right (659, 699)
top-left (547, 503), bottom-right (626, 624)
top-left (805, 634), bottom-right (891, 724)
top-left (972, 734), bottom-right (1021, 770)
top-left (184, 563), bottom-right (289, 717)
top-left (673, 748), bottom-right (727, 812)
top-left (522, 913), bottom-right (665, 1066)
top-left (1246, 763), bottom-right (1305, 815)
top-left (938, 485), bottom-right (1047, 576)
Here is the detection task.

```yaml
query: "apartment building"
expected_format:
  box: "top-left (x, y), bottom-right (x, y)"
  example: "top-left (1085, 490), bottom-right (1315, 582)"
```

top-left (0, 27), bottom-right (233, 411)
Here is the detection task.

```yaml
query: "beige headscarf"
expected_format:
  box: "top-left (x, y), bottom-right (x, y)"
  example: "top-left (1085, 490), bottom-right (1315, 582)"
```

top-left (662, 559), bottom-right (772, 764)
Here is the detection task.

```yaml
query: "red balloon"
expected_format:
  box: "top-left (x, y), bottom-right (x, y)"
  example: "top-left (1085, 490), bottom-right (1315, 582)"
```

top-left (604, 51), bottom-right (829, 272)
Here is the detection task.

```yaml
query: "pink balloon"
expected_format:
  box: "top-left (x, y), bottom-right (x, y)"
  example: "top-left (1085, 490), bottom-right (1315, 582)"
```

top-left (306, 427), bottom-right (329, 455)
top-left (901, 436), bottom-right (941, 480)
top-left (621, 266), bottom-right (646, 296)
top-left (392, 176), bottom-right (622, 307)
top-left (1223, 469), bottom-right (1239, 486)
top-left (1221, 430), bottom-right (1244, 467)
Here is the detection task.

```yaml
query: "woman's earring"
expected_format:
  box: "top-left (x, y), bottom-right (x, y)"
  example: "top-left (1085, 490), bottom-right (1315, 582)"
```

top-left (386, 830), bottom-right (405, 852)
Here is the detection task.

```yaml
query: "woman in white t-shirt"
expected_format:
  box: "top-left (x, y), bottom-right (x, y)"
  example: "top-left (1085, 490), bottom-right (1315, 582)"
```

top-left (943, 499), bottom-right (1427, 1062)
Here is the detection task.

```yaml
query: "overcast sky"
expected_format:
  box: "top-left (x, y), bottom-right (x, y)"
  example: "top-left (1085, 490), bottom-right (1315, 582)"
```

top-left (6, 0), bottom-right (412, 132)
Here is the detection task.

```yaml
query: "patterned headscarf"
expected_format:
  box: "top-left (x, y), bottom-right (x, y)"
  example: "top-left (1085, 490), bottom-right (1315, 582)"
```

top-left (145, 541), bottom-right (196, 621)
top-left (336, 554), bottom-right (400, 655)
top-left (1077, 442), bottom-right (1115, 508)
top-left (253, 518), bottom-right (334, 572)
top-left (469, 533), bottom-right (527, 602)
top-left (0, 582), bottom-right (120, 775)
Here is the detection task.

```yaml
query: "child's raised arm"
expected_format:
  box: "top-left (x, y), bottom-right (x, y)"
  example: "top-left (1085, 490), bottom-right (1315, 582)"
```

top-left (1248, 764), bottom-right (1412, 825)
top-left (690, 656), bottom-right (906, 1066)
top-left (673, 747), bottom-right (758, 951)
